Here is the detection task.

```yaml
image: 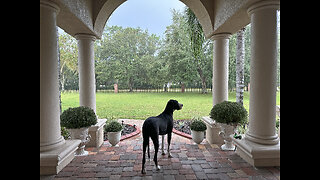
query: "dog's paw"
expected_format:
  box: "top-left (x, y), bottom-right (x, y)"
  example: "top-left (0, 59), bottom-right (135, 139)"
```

top-left (156, 165), bottom-right (161, 171)
top-left (141, 169), bottom-right (146, 174)
top-left (168, 153), bottom-right (173, 158)
top-left (161, 151), bottom-right (166, 155)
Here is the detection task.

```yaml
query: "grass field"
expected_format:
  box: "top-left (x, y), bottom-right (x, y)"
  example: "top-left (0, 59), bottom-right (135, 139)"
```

top-left (61, 91), bottom-right (280, 120)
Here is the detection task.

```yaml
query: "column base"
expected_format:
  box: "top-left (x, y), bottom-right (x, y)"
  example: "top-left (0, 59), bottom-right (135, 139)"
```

top-left (40, 136), bottom-right (65, 152)
top-left (233, 137), bottom-right (280, 167)
top-left (40, 140), bottom-right (81, 176)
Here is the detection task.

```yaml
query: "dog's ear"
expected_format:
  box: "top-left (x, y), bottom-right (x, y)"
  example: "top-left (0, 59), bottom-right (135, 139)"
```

top-left (167, 99), bottom-right (174, 106)
top-left (169, 99), bottom-right (180, 109)
top-left (166, 99), bottom-right (175, 109)
top-left (168, 99), bottom-right (177, 106)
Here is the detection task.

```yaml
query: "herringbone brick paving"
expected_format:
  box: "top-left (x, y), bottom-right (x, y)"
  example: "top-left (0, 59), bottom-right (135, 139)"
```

top-left (54, 119), bottom-right (280, 180)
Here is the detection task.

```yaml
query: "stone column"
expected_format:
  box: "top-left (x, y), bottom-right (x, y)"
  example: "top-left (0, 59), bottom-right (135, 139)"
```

top-left (211, 33), bottom-right (231, 106)
top-left (203, 33), bottom-right (231, 145)
top-left (40, 0), bottom-right (65, 152)
top-left (246, 0), bottom-right (280, 145)
top-left (76, 34), bottom-right (97, 113)
top-left (233, 0), bottom-right (280, 167)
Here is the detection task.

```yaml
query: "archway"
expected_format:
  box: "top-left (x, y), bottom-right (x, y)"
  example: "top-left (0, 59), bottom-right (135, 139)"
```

top-left (93, 0), bottom-right (214, 39)
top-left (41, 0), bottom-right (280, 176)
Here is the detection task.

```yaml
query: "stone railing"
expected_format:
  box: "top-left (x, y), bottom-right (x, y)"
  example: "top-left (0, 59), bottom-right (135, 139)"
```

top-left (201, 116), bottom-right (224, 144)
top-left (87, 119), bottom-right (107, 148)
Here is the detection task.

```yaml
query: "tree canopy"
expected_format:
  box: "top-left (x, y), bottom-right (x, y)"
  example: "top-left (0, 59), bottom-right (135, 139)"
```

top-left (58, 9), bottom-right (280, 93)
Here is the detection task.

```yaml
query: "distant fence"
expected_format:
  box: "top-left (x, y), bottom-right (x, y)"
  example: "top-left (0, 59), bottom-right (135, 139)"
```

top-left (63, 87), bottom-right (213, 93)
top-left (100, 87), bottom-right (213, 93)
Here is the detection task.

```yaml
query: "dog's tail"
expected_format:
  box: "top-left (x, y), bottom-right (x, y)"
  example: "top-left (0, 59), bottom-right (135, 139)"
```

top-left (142, 121), bottom-right (151, 160)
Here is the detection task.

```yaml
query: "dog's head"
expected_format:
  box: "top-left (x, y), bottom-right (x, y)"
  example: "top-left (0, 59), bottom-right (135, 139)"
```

top-left (167, 99), bottom-right (183, 111)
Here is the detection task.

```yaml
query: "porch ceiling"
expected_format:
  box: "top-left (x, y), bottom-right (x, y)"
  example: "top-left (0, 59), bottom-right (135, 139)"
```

top-left (53, 0), bottom-right (268, 39)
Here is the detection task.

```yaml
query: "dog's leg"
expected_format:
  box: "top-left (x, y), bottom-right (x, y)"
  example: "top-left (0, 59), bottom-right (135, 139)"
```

top-left (141, 137), bottom-right (149, 174)
top-left (147, 141), bottom-right (150, 161)
top-left (161, 135), bottom-right (165, 155)
top-left (151, 135), bottom-right (161, 171)
top-left (167, 133), bottom-right (173, 158)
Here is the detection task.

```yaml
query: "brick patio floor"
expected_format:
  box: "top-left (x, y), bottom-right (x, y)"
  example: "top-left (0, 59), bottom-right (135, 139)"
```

top-left (54, 119), bottom-right (280, 180)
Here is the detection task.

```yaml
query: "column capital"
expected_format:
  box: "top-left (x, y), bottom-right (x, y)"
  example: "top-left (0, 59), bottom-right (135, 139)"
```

top-left (247, 0), bottom-right (280, 16)
top-left (40, 0), bottom-right (60, 14)
top-left (211, 33), bottom-right (232, 40)
top-left (75, 33), bottom-right (97, 41)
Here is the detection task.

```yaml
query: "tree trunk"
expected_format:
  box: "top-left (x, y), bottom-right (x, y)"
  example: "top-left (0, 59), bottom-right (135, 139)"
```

top-left (236, 28), bottom-right (245, 105)
top-left (128, 77), bottom-right (134, 92)
top-left (197, 67), bottom-right (207, 94)
top-left (57, 27), bottom-right (62, 114)
top-left (181, 82), bottom-right (185, 93)
top-left (200, 76), bottom-right (207, 94)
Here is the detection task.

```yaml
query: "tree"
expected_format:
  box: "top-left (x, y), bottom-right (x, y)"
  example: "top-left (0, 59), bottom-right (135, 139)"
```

top-left (95, 26), bottom-right (161, 91)
top-left (236, 27), bottom-right (246, 105)
top-left (229, 25), bottom-right (251, 93)
top-left (58, 32), bottom-right (78, 91)
top-left (160, 9), bottom-right (197, 91)
top-left (184, 8), bottom-right (212, 94)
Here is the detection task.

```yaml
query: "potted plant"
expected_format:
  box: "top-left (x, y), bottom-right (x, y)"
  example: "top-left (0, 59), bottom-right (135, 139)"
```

top-left (60, 106), bottom-right (97, 156)
top-left (105, 120), bottom-right (123, 146)
top-left (210, 101), bottom-right (247, 151)
top-left (190, 118), bottom-right (207, 144)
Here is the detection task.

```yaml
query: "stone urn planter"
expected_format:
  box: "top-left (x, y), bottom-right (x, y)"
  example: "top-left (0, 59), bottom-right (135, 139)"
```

top-left (191, 130), bottom-right (205, 144)
top-left (216, 123), bottom-right (237, 151)
top-left (210, 101), bottom-right (248, 151)
top-left (107, 131), bottom-right (122, 146)
top-left (68, 127), bottom-right (91, 155)
top-left (105, 120), bottom-right (123, 146)
top-left (190, 118), bottom-right (207, 144)
top-left (60, 106), bottom-right (97, 156)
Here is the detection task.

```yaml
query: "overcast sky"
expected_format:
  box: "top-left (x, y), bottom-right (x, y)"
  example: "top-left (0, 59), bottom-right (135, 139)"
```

top-left (106, 0), bottom-right (186, 38)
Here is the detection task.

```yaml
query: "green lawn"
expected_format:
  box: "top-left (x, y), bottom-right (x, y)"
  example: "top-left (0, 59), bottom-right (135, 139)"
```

top-left (61, 91), bottom-right (280, 120)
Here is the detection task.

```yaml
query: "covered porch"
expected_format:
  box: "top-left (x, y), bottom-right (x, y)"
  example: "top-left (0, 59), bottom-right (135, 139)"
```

top-left (40, 0), bottom-right (280, 178)
top-left (54, 120), bottom-right (280, 179)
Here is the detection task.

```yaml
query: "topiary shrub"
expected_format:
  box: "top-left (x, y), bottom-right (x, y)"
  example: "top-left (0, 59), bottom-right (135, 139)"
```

top-left (190, 119), bottom-right (207, 132)
top-left (60, 106), bottom-right (97, 129)
top-left (210, 101), bottom-right (248, 125)
top-left (105, 120), bottom-right (123, 132)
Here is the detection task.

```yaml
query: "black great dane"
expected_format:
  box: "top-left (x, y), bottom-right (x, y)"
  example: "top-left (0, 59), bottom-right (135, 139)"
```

top-left (141, 99), bottom-right (183, 174)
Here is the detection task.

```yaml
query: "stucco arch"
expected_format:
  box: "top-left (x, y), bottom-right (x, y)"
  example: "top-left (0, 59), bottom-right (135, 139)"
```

top-left (93, 0), bottom-right (214, 39)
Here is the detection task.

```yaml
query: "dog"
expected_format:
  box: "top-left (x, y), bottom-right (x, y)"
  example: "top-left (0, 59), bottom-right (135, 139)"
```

top-left (141, 99), bottom-right (183, 174)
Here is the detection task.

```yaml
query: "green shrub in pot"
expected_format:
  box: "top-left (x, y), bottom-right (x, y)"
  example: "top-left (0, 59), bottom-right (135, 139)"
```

top-left (190, 119), bottom-right (207, 132)
top-left (190, 118), bottom-right (207, 144)
top-left (210, 101), bottom-right (248, 126)
top-left (60, 106), bottom-right (97, 129)
top-left (60, 106), bottom-right (97, 155)
top-left (105, 120), bottom-right (123, 132)
top-left (209, 101), bottom-right (248, 150)
top-left (105, 120), bottom-right (123, 146)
